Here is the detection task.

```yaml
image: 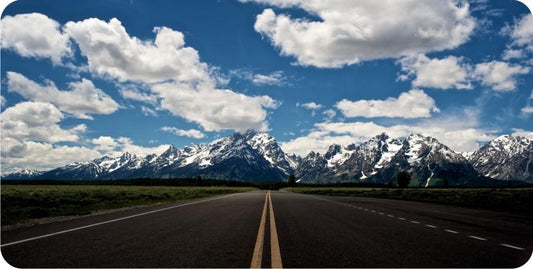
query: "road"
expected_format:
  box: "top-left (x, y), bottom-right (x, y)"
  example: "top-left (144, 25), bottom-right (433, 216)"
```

top-left (1, 190), bottom-right (531, 267)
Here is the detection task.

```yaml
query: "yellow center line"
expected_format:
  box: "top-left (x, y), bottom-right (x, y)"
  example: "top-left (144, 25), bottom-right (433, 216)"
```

top-left (269, 191), bottom-right (283, 269)
top-left (250, 191), bottom-right (269, 268)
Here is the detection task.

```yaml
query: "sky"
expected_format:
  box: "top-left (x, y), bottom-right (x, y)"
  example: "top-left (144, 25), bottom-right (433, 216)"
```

top-left (1, 0), bottom-right (532, 173)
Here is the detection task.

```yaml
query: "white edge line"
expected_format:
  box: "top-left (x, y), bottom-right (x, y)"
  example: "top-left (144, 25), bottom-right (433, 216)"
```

top-left (1, 192), bottom-right (243, 248)
top-left (500, 243), bottom-right (525, 250)
top-left (469, 235), bottom-right (487, 241)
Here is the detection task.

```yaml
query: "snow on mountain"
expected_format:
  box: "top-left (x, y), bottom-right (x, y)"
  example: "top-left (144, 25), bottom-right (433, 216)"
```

top-left (470, 135), bottom-right (532, 181)
top-left (2, 132), bottom-right (531, 184)
top-left (1, 169), bottom-right (45, 179)
top-left (296, 133), bottom-right (478, 186)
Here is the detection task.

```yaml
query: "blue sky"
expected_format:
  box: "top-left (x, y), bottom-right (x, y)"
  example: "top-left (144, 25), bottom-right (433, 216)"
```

top-left (1, 0), bottom-right (532, 173)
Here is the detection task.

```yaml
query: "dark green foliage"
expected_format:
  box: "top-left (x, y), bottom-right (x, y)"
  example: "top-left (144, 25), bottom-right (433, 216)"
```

top-left (287, 174), bottom-right (296, 186)
top-left (396, 171), bottom-right (411, 187)
top-left (1, 185), bottom-right (256, 226)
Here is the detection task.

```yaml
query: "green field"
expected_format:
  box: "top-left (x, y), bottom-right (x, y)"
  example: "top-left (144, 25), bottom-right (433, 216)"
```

top-left (1, 185), bottom-right (257, 226)
top-left (283, 187), bottom-right (533, 214)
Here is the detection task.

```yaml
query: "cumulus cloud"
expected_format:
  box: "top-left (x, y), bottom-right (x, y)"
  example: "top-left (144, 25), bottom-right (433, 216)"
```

top-left (502, 48), bottom-right (526, 61)
top-left (119, 87), bottom-right (158, 105)
top-left (1, 96), bottom-right (6, 107)
top-left (473, 61), bottom-right (530, 91)
top-left (91, 136), bottom-right (170, 157)
top-left (398, 54), bottom-right (472, 89)
top-left (7, 72), bottom-right (119, 119)
top-left (297, 101), bottom-right (323, 116)
top-left (0, 101), bottom-right (100, 173)
top-left (511, 128), bottom-right (533, 139)
top-left (247, 0), bottom-right (475, 67)
top-left (1, 102), bottom-right (81, 143)
top-left (505, 14), bottom-right (533, 52)
top-left (336, 89), bottom-right (439, 119)
top-left (161, 126), bottom-right (205, 139)
top-left (151, 82), bottom-right (280, 132)
top-left (64, 18), bottom-right (210, 84)
top-left (63, 17), bottom-right (280, 132)
top-left (281, 107), bottom-right (493, 156)
top-left (1, 139), bottom-right (102, 174)
top-left (1, 13), bottom-right (72, 64)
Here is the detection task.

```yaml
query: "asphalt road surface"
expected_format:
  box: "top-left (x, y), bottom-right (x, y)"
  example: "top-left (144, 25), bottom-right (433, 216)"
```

top-left (2, 190), bottom-right (532, 267)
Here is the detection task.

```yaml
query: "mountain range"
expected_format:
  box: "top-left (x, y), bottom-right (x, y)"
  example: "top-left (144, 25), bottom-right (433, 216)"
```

top-left (2, 131), bottom-right (532, 186)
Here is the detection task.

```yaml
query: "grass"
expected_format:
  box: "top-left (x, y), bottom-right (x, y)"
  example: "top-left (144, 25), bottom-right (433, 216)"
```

top-left (1, 185), bottom-right (257, 226)
top-left (283, 187), bottom-right (533, 214)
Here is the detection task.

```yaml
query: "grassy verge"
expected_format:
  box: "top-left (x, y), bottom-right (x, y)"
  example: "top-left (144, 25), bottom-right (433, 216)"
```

top-left (283, 187), bottom-right (533, 214)
top-left (1, 185), bottom-right (257, 226)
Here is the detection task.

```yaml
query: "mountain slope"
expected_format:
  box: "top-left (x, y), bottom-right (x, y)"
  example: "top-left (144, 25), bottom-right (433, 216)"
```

top-left (22, 131), bottom-right (292, 182)
top-left (2, 132), bottom-right (531, 185)
top-left (296, 133), bottom-right (479, 186)
top-left (470, 135), bottom-right (533, 181)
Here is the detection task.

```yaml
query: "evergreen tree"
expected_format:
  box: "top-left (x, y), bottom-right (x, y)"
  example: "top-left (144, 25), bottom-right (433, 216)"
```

top-left (396, 171), bottom-right (411, 188)
top-left (287, 174), bottom-right (296, 186)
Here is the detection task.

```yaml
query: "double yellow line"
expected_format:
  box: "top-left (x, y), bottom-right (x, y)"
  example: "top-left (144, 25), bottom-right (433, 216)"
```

top-left (250, 191), bottom-right (282, 268)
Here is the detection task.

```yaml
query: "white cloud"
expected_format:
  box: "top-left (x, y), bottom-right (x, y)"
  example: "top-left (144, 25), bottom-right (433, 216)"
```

top-left (522, 90), bottom-right (533, 114)
top-left (141, 106), bottom-right (158, 117)
top-left (1, 96), bottom-right (6, 108)
top-left (473, 61), bottom-right (530, 91)
top-left (1, 102), bottom-right (80, 143)
top-left (91, 136), bottom-right (170, 157)
top-left (1, 13), bottom-right (72, 64)
top-left (336, 89), bottom-right (439, 119)
top-left (7, 72), bottom-right (119, 119)
top-left (91, 136), bottom-right (118, 152)
top-left (247, 0), bottom-right (475, 67)
top-left (1, 139), bottom-right (102, 174)
top-left (230, 69), bottom-right (288, 86)
top-left (297, 102), bottom-right (323, 110)
top-left (161, 126), bottom-right (205, 139)
top-left (64, 18), bottom-right (210, 84)
top-left (506, 14), bottom-right (533, 52)
top-left (297, 101), bottom-right (323, 116)
top-left (119, 87), bottom-right (158, 105)
top-left (281, 106), bottom-right (493, 156)
top-left (511, 128), bottom-right (533, 139)
top-left (398, 54), bottom-right (472, 89)
top-left (322, 109), bottom-right (336, 121)
top-left (502, 48), bottom-right (526, 61)
top-left (63, 17), bottom-right (280, 132)
top-left (151, 82), bottom-right (279, 132)
top-left (252, 71), bottom-right (287, 86)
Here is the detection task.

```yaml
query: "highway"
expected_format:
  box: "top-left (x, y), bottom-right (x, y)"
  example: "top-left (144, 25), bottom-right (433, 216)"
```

top-left (1, 190), bottom-right (531, 267)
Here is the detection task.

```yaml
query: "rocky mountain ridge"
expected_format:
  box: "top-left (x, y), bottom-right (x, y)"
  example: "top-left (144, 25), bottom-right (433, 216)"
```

top-left (3, 132), bottom-right (531, 185)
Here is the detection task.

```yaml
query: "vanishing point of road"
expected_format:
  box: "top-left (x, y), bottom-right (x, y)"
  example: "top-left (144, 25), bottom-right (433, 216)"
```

top-left (1, 190), bottom-right (532, 267)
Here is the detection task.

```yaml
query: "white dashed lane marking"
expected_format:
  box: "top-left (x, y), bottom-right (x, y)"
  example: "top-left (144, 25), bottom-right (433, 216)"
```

top-left (331, 199), bottom-right (526, 252)
top-left (500, 244), bottom-right (525, 250)
top-left (469, 236), bottom-right (487, 241)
